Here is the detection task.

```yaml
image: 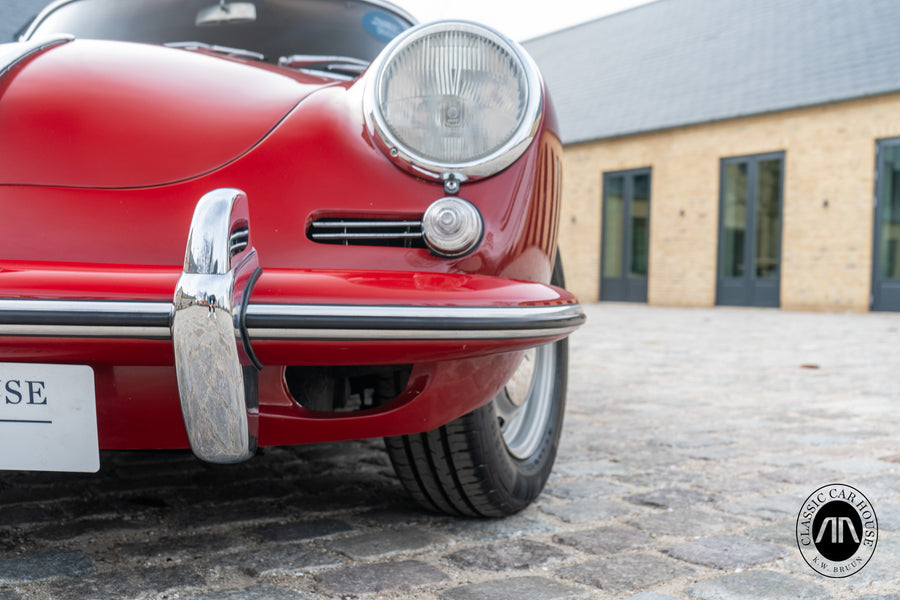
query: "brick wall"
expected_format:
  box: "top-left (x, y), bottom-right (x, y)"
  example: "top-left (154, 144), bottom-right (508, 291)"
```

top-left (560, 92), bottom-right (900, 311)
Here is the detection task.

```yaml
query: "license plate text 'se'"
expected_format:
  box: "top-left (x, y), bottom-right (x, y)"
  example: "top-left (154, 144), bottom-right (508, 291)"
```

top-left (0, 363), bottom-right (98, 473)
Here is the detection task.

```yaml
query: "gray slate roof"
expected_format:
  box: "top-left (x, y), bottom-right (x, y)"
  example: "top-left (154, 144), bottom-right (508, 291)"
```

top-left (523, 0), bottom-right (900, 145)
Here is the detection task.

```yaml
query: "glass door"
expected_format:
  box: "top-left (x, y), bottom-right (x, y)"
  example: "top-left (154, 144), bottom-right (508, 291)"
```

top-left (873, 138), bottom-right (900, 311)
top-left (600, 168), bottom-right (651, 302)
top-left (716, 152), bottom-right (784, 307)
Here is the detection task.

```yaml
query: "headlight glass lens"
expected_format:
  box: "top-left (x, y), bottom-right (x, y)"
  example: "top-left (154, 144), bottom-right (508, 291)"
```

top-left (375, 24), bottom-right (530, 166)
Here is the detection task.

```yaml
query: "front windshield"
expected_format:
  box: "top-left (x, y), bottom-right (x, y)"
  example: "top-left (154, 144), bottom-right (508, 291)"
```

top-left (25, 0), bottom-right (414, 63)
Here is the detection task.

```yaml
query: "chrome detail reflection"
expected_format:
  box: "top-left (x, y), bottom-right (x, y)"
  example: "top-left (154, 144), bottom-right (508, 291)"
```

top-left (422, 197), bottom-right (483, 257)
top-left (503, 348), bottom-right (537, 409)
top-left (229, 226), bottom-right (249, 257)
top-left (1, 34), bottom-right (73, 77)
top-left (172, 188), bottom-right (260, 464)
top-left (277, 54), bottom-right (369, 79)
top-left (498, 343), bottom-right (555, 460)
top-left (164, 41), bottom-right (264, 61)
top-left (442, 172), bottom-right (467, 195)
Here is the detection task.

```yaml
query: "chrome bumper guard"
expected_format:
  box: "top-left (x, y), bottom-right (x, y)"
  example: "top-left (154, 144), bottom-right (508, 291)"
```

top-left (172, 189), bottom-right (261, 464)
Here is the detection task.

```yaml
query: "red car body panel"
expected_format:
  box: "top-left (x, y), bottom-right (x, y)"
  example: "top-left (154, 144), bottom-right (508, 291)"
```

top-left (0, 36), bottom-right (575, 453)
top-left (90, 353), bottom-right (528, 449)
top-left (0, 40), bottom-right (316, 188)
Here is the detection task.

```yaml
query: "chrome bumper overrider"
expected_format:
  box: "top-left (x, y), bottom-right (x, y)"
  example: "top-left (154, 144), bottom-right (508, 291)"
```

top-left (0, 189), bottom-right (585, 464)
top-left (172, 189), bottom-right (261, 464)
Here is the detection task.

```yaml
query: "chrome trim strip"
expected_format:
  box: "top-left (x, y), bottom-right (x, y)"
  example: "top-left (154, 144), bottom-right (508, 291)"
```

top-left (247, 303), bottom-right (582, 322)
top-left (0, 299), bottom-right (171, 318)
top-left (245, 304), bottom-right (585, 340)
top-left (360, 0), bottom-right (418, 25)
top-left (278, 54), bottom-right (368, 71)
top-left (0, 34), bottom-right (74, 77)
top-left (164, 41), bottom-right (265, 62)
top-left (0, 300), bottom-right (171, 338)
top-left (247, 325), bottom-right (582, 341)
top-left (311, 220), bottom-right (422, 229)
top-left (309, 219), bottom-right (424, 244)
top-left (0, 325), bottom-right (171, 339)
top-left (0, 301), bottom-right (584, 341)
top-left (311, 232), bottom-right (422, 240)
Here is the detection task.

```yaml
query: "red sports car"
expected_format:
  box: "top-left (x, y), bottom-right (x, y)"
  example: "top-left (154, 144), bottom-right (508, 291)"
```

top-left (0, 0), bottom-right (584, 516)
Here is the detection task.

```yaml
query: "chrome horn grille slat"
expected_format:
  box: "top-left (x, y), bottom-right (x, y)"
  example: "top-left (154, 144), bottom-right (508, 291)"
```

top-left (309, 219), bottom-right (426, 248)
top-left (229, 227), bottom-right (249, 257)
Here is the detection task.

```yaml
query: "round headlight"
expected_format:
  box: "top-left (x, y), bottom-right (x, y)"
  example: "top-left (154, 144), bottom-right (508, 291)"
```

top-left (366, 21), bottom-right (542, 180)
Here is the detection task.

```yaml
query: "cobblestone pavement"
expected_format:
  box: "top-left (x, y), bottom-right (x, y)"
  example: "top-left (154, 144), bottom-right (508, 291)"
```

top-left (2, 303), bottom-right (900, 599)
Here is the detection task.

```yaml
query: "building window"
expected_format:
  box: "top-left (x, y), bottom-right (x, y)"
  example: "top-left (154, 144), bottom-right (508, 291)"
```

top-left (600, 168), bottom-right (651, 302)
top-left (872, 138), bottom-right (900, 311)
top-left (716, 152), bottom-right (784, 307)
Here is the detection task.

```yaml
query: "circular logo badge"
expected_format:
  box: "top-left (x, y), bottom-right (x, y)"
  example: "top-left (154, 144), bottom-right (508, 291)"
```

top-left (796, 483), bottom-right (877, 578)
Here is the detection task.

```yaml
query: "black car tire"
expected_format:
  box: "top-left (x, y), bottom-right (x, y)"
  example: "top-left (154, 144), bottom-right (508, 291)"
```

top-left (384, 255), bottom-right (569, 517)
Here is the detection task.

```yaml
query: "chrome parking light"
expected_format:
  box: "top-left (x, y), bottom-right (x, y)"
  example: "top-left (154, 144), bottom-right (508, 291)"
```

top-left (422, 196), bottom-right (483, 257)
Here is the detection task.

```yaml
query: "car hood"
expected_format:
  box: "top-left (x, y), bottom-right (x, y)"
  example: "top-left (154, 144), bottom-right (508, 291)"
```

top-left (0, 39), bottom-right (328, 188)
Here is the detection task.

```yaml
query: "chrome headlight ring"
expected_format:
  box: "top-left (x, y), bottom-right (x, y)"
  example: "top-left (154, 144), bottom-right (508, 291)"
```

top-left (364, 20), bottom-right (544, 182)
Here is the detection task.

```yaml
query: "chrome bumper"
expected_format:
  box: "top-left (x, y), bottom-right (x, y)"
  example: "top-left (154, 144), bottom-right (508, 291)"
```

top-left (0, 189), bottom-right (585, 464)
top-left (0, 299), bottom-right (583, 341)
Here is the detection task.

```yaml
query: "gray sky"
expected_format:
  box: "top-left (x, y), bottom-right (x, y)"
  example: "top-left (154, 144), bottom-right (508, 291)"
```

top-left (395, 0), bottom-right (655, 40)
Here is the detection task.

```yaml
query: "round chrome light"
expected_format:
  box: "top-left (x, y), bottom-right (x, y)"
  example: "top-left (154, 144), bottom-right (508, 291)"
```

top-left (366, 21), bottom-right (543, 181)
top-left (422, 197), bottom-right (483, 257)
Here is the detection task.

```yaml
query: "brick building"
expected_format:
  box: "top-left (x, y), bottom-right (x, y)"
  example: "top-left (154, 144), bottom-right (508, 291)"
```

top-left (525, 0), bottom-right (900, 311)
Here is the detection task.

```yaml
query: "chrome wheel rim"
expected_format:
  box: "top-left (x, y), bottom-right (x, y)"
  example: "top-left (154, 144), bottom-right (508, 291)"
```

top-left (496, 343), bottom-right (556, 460)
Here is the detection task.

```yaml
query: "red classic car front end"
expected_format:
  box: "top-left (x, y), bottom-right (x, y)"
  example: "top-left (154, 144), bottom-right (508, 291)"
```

top-left (0, 0), bottom-right (583, 516)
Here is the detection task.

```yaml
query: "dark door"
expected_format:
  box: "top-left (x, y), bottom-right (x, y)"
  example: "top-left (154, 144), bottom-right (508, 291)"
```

top-left (872, 138), bottom-right (900, 311)
top-left (716, 152), bottom-right (784, 307)
top-left (600, 168), bottom-right (651, 302)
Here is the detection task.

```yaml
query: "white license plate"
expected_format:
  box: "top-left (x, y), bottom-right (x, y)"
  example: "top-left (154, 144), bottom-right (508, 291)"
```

top-left (0, 363), bottom-right (98, 473)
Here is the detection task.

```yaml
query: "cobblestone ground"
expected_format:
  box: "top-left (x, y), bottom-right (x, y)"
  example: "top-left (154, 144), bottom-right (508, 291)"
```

top-left (2, 303), bottom-right (900, 599)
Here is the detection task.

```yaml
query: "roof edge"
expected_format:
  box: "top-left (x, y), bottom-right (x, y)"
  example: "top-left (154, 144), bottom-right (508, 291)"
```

top-left (561, 87), bottom-right (900, 146)
top-left (523, 0), bottom-right (666, 43)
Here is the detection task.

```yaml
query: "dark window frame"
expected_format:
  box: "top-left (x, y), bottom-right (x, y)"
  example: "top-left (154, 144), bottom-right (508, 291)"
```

top-left (872, 136), bottom-right (900, 311)
top-left (716, 151), bottom-right (785, 308)
top-left (600, 166), bottom-right (652, 303)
